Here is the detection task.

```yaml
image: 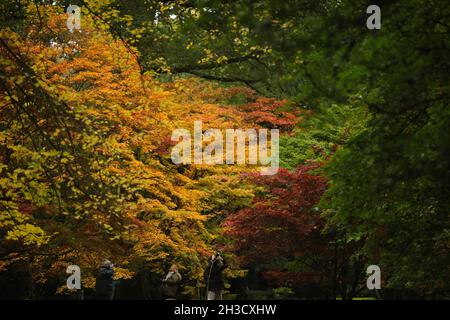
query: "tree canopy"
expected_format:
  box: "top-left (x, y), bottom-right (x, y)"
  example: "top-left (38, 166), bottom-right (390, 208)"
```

top-left (0, 0), bottom-right (449, 299)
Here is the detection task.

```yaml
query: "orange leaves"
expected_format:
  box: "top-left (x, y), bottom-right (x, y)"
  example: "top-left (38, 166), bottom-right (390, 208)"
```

top-left (239, 98), bottom-right (300, 132)
top-left (0, 4), bottom-right (304, 295)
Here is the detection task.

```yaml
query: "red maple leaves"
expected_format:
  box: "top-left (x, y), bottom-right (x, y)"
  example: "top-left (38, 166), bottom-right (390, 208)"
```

top-left (223, 165), bottom-right (327, 263)
top-left (239, 98), bottom-right (299, 132)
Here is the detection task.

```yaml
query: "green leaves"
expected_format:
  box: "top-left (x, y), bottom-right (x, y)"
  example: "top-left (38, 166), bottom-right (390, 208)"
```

top-left (280, 103), bottom-right (368, 169)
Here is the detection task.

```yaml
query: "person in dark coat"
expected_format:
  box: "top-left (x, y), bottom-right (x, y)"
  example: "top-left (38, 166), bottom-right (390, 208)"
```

top-left (95, 259), bottom-right (115, 300)
top-left (161, 264), bottom-right (182, 300)
top-left (204, 252), bottom-right (228, 300)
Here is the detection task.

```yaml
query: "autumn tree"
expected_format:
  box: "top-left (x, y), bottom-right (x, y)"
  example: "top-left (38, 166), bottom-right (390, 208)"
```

top-left (223, 165), bottom-right (370, 299)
